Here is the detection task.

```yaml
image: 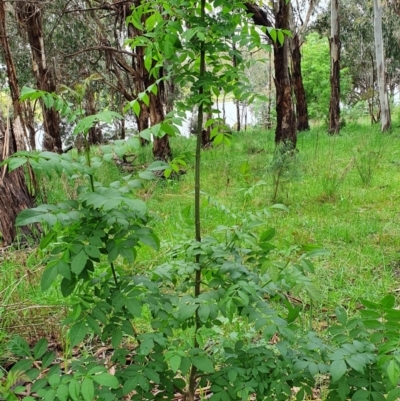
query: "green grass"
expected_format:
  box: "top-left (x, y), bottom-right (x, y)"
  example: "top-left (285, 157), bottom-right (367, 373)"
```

top-left (2, 121), bottom-right (400, 345)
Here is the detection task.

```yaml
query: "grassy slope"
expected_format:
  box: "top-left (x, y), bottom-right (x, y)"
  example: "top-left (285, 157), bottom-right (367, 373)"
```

top-left (2, 121), bottom-right (400, 347)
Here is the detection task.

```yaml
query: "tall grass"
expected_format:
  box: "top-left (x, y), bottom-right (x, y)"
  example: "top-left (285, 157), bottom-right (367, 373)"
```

top-left (2, 121), bottom-right (400, 344)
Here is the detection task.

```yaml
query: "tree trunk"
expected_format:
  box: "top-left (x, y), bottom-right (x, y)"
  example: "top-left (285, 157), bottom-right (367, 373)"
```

top-left (201, 111), bottom-right (212, 148)
top-left (16, 2), bottom-right (62, 152)
top-left (0, 128), bottom-right (35, 245)
top-left (86, 87), bottom-right (103, 145)
top-left (373, 0), bottom-right (391, 131)
top-left (0, 0), bottom-right (35, 245)
top-left (329, 0), bottom-right (341, 134)
top-left (23, 102), bottom-right (36, 150)
top-left (129, 1), bottom-right (150, 146)
top-left (267, 52), bottom-right (273, 129)
top-left (274, 0), bottom-right (297, 148)
top-left (232, 44), bottom-right (241, 132)
top-left (149, 91), bottom-right (172, 161)
top-left (291, 33), bottom-right (310, 131)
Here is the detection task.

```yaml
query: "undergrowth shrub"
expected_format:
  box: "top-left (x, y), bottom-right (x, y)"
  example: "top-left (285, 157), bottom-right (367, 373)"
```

top-left (3, 1), bottom-right (400, 400)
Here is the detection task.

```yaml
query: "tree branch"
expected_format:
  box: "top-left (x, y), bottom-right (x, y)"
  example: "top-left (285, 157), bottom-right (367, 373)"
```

top-left (63, 45), bottom-right (138, 60)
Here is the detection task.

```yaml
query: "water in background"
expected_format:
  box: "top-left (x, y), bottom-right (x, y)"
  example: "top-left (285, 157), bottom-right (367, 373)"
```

top-left (35, 101), bottom-right (255, 149)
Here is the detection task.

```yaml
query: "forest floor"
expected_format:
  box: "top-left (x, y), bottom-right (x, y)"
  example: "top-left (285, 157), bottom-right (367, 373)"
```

top-left (1, 120), bottom-right (400, 355)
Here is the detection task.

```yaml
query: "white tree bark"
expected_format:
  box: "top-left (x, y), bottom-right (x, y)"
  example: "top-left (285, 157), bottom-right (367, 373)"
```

top-left (373, 0), bottom-right (391, 131)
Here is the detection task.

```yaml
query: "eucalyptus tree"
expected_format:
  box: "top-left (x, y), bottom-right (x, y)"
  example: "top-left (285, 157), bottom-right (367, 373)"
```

top-left (245, 1), bottom-right (297, 147)
top-left (289, 0), bottom-right (320, 131)
top-left (373, 0), bottom-right (391, 131)
top-left (0, 0), bottom-right (35, 245)
top-left (329, 0), bottom-right (341, 134)
top-left (76, 0), bottom-right (172, 159)
top-left (15, 1), bottom-right (63, 151)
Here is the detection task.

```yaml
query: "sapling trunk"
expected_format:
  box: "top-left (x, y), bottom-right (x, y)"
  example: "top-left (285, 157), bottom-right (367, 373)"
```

top-left (188, 0), bottom-right (206, 399)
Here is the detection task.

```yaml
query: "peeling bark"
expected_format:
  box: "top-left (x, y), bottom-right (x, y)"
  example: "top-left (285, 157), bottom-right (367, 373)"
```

top-left (85, 87), bottom-right (103, 145)
top-left (149, 91), bottom-right (172, 161)
top-left (128, 3), bottom-right (150, 146)
top-left (0, 0), bottom-right (35, 245)
top-left (245, 1), bottom-right (297, 146)
top-left (373, 0), bottom-right (391, 131)
top-left (291, 33), bottom-right (310, 131)
top-left (15, 1), bottom-right (62, 151)
top-left (273, 0), bottom-right (297, 147)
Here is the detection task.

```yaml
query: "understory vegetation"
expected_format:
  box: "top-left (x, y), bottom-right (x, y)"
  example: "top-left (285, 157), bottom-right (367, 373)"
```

top-left (2, 120), bottom-right (400, 400)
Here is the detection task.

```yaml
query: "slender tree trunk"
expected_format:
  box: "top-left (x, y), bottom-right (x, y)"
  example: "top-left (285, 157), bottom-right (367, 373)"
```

top-left (201, 110), bottom-right (212, 147)
top-left (329, 0), bottom-right (341, 134)
top-left (291, 33), bottom-right (310, 131)
top-left (373, 0), bottom-right (391, 131)
top-left (149, 90), bottom-right (172, 161)
top-left (222, 93), bottom-right (226, 122)
top-left (16, 2), bottom-right (62, 152)
top-left (274, 0), bottom-right (297, 147)
top-left (267, 52), bottom-right (273, 129)
top-left (128, 8), bottom-right (150, 146)
top-left (23, 102), bottom-right (36, 150)
top-left (0, 0), bottom-right (35, 245)
top-left (232, 44), bottom-right (241, 132)
top-left (85, 87), bottom-right (103, 145)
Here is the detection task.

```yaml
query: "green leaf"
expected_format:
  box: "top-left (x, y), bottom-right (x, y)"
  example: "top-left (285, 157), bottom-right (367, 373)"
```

top-left (84, 244), bottom-right (101, 259)
top-left (56, 384), bottom-right (69, 401)
top-left (86, 315), bottom-right (101, 336)
top-left (144, 367), bottom-right (160, 384)
top-left (346, 355), bottom-right (365, 373)
top-left (198, 304), bottom-right (211, 323)
top-left (351, 390), bottom-right (370, 401)
top-left (177, 304), bottom-right (198, 322)
top-left (137, 232), bottom-right (160, 250)
top-left (260, 228), bottom-right (275, 242)
top-left (228, 369), bottom-right (238, 383)
top-left (44, 388), bottom-right (56, 401)
top-left (111, 328), bottom-right (123, 348)
top-left (42, 351), bottom-right (55, 369)
top-left (57, 261), bottom-right (71, 280)
top-left (43, 93), bottom-right (54, 109)
top-left (8, 157), bottom-right (28, 171)
top-left (139, 339), bottom-right (154, 356)
top-left (371, 392), bottom-right (386, 401)
top-left (169, 354), bottom-right (181, 373)
top-left (387, 388), bottom-right (400, 401)
top-left (20, 86), bottom-right (43, 101)
top-left (126, 299), bottom-right (142, 318)
top-left (10, 359), bottom-right (32, 376)
top-left (330, 359), bottom-right (347, 383)
top-left (33, 338), bottom-right (48, 359)
top-left (81, 378), bottom-right (94, 401)
top-left (122, 377), bottom-right (138, 395)
top-left (41, 264), bottom-right (58, 291)
top-left (360, 299), bottom-right (380, 309)
top-left (40, 231), bottom-right (56, 250)
top-left (160, 122), bottom-right (176, 137)
top-left (92, 373), bottom-right (119, 389)
top-left (191, 355), bottom-right (215, 373)
top-left (16, 209), bottom-right (46, 226)
top-left (69, 320), bottom-right (88, 347)
top-left (9, 336), bottom-right (31, 357)
top-left (71, 250), bottom-right (88, 275)
top-left (335, 306), bottom-right (347, 326)
top-left (387, 359), bottom-right (400, 387)
top-left (380, 294), bottom-right (395, 309)
top-left (68, 379), bottom-right (80, 401)
top-left (338, 381), bottom-right (350, 400)
top-left (213, 134), bottom-right (224, 145)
